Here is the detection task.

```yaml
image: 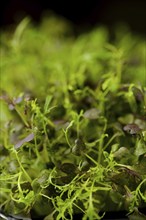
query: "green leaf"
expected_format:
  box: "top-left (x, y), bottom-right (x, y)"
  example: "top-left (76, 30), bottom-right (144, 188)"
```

top-left (83, 108), bottom-right (100, 119)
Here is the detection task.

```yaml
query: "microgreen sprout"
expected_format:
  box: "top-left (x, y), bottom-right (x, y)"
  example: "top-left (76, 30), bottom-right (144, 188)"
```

top-left (0, 15), bottom-right (146, 219)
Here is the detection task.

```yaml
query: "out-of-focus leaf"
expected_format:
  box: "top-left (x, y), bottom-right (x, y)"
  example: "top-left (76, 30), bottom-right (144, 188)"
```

top-left (135, 140), bottom-right (146, 157)
top-left (136, 155), bottom-right (146, 175)
top-left (118, 114), bottom-right (134, 124)
top-left (83, 108), bottom-right (100, 119)
top-left (44, 212), bottom-right (55, 220)
top-left (109, 189), bottom-right (124, 204)
top-left (72, 138), bottom-right (86, 156)
top-left (14, 133), bottom-right (34, 149)
top-left (60, 163), bottom-right (76, 174)
top-left (128, 208), bottom-right (146, 220)
top-left (37, 169), bottom-right (50, 186)
top-left (44, 95), bottom-right (53, 114)
top-left (113, 147), bottom-right (130, 159)
top-left (142, 131), bottom-right (146, 141)
top-left (132, 86), bottom-right (144, 102)
top-left (123, 123), bottom-right (141, 135)
top-left (134, 119), bottom-right (146, 130)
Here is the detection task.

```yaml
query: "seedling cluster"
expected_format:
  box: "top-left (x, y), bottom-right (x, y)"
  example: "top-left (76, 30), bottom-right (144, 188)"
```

top-left (0, 16), bottom-right (146, 220)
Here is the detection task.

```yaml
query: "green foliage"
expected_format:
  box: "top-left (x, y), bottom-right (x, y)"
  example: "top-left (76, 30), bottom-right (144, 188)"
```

top-left (0, 15), bottom-right (146, 219)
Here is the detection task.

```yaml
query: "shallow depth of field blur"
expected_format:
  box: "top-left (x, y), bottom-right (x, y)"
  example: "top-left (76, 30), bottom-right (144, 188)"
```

top-left (0, 15), bottom-right (146, 220)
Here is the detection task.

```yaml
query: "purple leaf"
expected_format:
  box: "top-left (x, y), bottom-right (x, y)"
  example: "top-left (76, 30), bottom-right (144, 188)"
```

top-left (15, 133), bottom-right (34, 149)
top-left (123, 124), bottom-right (141, 135)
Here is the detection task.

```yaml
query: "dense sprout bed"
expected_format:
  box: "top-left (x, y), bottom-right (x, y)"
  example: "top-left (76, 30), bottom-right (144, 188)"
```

top-left (0, 16), bottom-right (146, 220)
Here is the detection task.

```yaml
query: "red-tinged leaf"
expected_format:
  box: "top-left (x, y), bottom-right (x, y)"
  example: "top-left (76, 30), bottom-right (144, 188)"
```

top-left (123, 123), bottom-right (141, 135)
top-left (15, 133), bottom-right (34, 149)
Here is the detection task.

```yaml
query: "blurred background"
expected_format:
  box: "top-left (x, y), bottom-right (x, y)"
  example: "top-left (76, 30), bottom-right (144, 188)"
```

top-left (1, 0), bottom-right (146, 35)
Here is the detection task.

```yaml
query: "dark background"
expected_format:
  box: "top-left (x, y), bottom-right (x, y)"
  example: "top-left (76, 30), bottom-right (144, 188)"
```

top-left (1, 0), bottom-right (146, 35)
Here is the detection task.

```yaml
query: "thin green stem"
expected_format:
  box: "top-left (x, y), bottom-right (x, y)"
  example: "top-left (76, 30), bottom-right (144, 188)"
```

top-left (103, 132), bottom-right (122, 150)
top-left (98, 134), bottom-right (108, 164)
top-left (14, 149), bottom-right (32, 183)
top-left (15, 106), bottom-right (29, 127)
top-left (63, 120), bottom-right (74, 148)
